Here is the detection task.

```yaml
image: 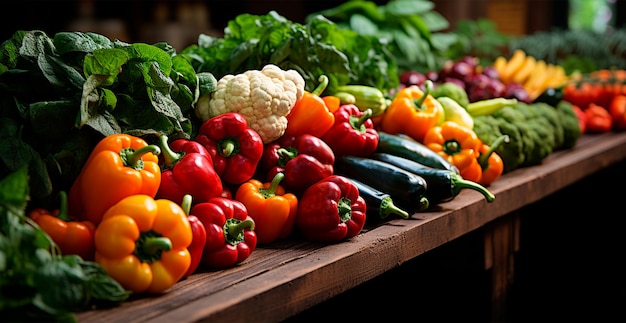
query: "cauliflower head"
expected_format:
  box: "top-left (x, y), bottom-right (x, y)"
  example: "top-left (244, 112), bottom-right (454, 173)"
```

top-left (196, 64), bottom-right (305, 143)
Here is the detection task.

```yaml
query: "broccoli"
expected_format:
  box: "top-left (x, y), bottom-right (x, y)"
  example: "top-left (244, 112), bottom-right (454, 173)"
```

top-left (527, 102), bottom-right (564, 150)
top-left (555, 100), bottom-right (582, 149)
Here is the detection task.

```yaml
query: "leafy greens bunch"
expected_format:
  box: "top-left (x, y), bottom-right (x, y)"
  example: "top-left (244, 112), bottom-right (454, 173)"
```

top-left (179, 10), bottom-right (399, 94)
top-left (305, 0), bottom-right (458, 73)
top-left (0, 30), bottom-right (216, 205)
top-left (0, 167), bottom-right (131, 322)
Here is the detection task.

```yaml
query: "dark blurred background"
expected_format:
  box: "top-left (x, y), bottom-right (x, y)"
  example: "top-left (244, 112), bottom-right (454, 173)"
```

top-left (4, 0), bottom-right (624, 51)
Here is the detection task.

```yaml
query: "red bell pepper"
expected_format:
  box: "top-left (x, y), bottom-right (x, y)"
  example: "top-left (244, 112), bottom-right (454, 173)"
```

top-left (572, 104), bottom-right (587, 134)
top-left (181, 195), bottom-right (207, 278)
top-left (584, 103), bottom-right (613, 133)
top-left (190, 196), bottom-right (257, 269)
top-left (295, 175), bottom-right (367, 243)
top-left (195, 112), bottom-right (264, 185)
top-left (609, 94), bottom-right (626, 130)
top-left (322, 104), bottom-right (379, 157)
top-left (157, 135), bottom-right (223, 205)
top-left (260, 134), bottom-right (335, 195)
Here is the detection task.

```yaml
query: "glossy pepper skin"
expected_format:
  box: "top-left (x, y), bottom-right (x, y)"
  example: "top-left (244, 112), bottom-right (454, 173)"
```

top-left (235, 173), bottom-right (298, 245)
top-left (157, 135), bottom-right (223, 205)
top-left (609, 95), bottom-right (626, 130)
top-left (322, 104), bottom-right (379, 157)
top-left (296, 175), bottom-right (367, 243)
top-left (190, 196), bottom-right (257, 268)
top-left (477, 135), bottom-right (508, 186)
top-left (423, 121), bottom-right (483, 183)
top-left (285, 75), bottom-right (335, 138)
top-left (260, 134), bottom-right (335, 195)
top-left (194, 112), bottom-right (264, 185)
top-left (380, 82), bottom-right (445, 142)
top-left (94, 194), bottom-right (193, 294)
top-left (180, 195), bottom-right (207, 278)
top-left (585, 103), bottom-right (613, 133)
top-left (68, 133), bottom-right (161, 226)
top-left (29, 191), bottom-right (96, 260)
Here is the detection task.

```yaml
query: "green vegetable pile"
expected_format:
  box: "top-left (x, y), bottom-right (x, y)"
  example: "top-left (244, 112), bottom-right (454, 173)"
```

top-left (179, 10), bottom-right (399, 95)
top-left (472, 100), bottom-right (581, 173)
top-left (0, 167), bottom-right (131, 322)
top-left (0, 30), bottom-right (215, 206)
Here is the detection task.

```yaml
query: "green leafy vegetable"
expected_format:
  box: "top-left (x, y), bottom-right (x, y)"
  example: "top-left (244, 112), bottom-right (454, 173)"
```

top-left (0, 167), bottom-right (131, 321)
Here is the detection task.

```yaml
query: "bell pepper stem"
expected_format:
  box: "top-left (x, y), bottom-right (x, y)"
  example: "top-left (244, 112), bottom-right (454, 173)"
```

top-left (450, 173), bottom-right (495, 202)
top-left (56, 191), bottom-right (71, 222)
top-left (260, 172), bottom-right (285, 198)
top-left (478, 135), bottom-right (510, 168)
top-left (414, 80), bottom-right (434, 110)
top-left (224, 218), bottom-right (255, 245)
top-left (138, 235), bottom-right (173, 262)
top-left (181, 194), bottom-right (192, 215)
top-left (350, 108), bottom-right (373, 132)
top-left (379, 196), bottom-right (410, 219)
top-left (312, 75), bottom-right (329, 96)
top-left (158, 134), bottom-right (182, 168)
top-left (122, 144), bottom-right (162, 171)
top-left (337, 197), bottom-right (352, 223)
top-left (219, 140), bottom-right (236, 157)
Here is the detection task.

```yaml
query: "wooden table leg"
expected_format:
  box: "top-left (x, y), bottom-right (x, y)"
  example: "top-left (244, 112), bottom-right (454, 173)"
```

top-left (484, 211), bottom-right (521, 321)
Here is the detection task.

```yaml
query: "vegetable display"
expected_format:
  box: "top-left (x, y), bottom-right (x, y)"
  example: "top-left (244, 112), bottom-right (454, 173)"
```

top-left (2, 2), bottom-right (608, 317)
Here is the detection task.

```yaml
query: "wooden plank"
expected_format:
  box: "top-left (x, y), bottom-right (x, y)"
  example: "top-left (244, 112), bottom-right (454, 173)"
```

top-left (76, 132), bottom-right (626, 323)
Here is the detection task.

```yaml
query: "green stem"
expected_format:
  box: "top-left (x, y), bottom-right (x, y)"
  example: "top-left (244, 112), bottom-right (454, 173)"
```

top-left (137, 234), bottom-right (172, 263)
top-left (416, 196), bottom-right (430, 212)
top-left (181, 194), bottom-right (192, 215)
top-left (121, 144), bottom-right (161, 171)
top-left (56, 191), bottom-right (71, 222)
top-left (158, 134), bottom-right (181, 168)
top-left (338, 197), bottom-right (352, 223)
top-left (413, 80), bottom-right (434, 111)
top-left (379, 196), bottom-right (410, 219)
top-left (259, 172), bottom-right (285, 198)
top-left (350, 108), bottom-right (373, 133)
top-left (312, 75), bottom-right (329, 96)
top-left (450, 173), bottom-right (495, 202)
top-left (478, 135), bottom-right (510, 169)
top-left (219, 139), bottom-right (236, 157)
top-left (224, 218), bottom-right (255, 246)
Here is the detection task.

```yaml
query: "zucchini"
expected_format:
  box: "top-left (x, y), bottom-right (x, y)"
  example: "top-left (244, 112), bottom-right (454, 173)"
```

top-left (370, 153), bottom-right (495, 203)
top-left (335, 155), bottom-right (429, 213)
top-left (345, 177), bottom-right (410, 223)
top-left (376, 131), bottom-right (460, 174)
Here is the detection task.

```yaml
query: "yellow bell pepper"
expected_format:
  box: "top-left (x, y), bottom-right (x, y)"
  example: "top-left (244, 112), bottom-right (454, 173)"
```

top-left (380, 82), bottom-right (444, 142)
top-left (94, 194), bottom-right (192, 294)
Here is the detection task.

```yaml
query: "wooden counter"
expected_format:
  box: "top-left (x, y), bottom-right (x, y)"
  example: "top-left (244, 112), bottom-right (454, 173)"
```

top-left (76, 131), bottom-right (626, 323)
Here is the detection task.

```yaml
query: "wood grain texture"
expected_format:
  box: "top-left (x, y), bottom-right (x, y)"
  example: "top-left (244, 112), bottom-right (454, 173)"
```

top-left (76, 132), bottom-right (626, 323)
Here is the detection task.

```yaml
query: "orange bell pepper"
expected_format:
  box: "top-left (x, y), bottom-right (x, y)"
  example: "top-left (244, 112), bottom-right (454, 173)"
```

top-left (94, 194), bottom-right (192, 294)
top-left (423, 121), bottom-right (483, 183)
top-left (28, 191), bottom-right (96, 260)
top-left (285, 75), bottom-right (335, 138)
top-left (380, 81), bottom-right (444, 142)
top-left (68, 134), bottom-right (162, 226)
top-left (322, 95), bottom-right (342, 113)
top-left (235, 172), bottom-right (298, 245)
top-left (609, 94), bottom-right (626, 130)
top-left (477, 135), bottom-right (508, 186)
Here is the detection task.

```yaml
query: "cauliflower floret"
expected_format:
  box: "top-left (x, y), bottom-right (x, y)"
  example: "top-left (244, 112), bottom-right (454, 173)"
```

top-left (196, 64), bottom-right (305, 143)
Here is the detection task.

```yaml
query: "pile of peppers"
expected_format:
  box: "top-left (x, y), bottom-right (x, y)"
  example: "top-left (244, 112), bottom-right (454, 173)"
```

top-left (31, 75), bottom-right (506, 298)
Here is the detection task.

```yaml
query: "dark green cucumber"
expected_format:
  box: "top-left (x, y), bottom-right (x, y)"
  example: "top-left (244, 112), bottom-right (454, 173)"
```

top-left (370, 152), bottom-right (495, 203)
top-left (335, 155), bottom-right (429, 213)
top-left (345, 177), bottom-right (410, 222)
top-left (376, 131), bottom-right (460, 174)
